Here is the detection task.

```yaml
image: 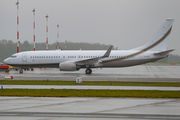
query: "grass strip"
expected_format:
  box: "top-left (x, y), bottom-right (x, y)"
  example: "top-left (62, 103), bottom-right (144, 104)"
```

top-left (0, 89), bottom-right (180, 98)
top-left (1, 80), bottom-right (180, 87)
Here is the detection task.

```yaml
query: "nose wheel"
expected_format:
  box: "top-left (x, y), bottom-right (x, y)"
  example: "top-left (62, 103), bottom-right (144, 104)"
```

top-left (85, 68), bottom-right (92, 74)
top-left (19, 69), bottom-right (23, 74)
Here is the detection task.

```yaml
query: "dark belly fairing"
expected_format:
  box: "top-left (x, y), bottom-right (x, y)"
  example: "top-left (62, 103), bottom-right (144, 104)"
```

top-left (101, 57), bottom-right (163, 67)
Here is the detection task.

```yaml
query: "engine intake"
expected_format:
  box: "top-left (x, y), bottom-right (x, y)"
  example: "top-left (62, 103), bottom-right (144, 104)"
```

top-left (59, 62), bottom-right (78, 71)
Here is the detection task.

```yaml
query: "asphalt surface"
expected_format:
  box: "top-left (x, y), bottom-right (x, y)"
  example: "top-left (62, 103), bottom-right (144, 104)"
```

top-left (1, 65), bottom-right (180, 120)
top-left (0, 65), bottom-right (180, 82)
top-left (0, 97), bottom-right (180, 120)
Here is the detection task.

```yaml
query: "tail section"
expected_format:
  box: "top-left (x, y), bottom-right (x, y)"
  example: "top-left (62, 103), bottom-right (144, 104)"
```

top-left (132, 18), bottom-right (174, 52)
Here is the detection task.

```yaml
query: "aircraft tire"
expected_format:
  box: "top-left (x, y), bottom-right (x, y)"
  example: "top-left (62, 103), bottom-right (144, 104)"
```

top-left (19, 69), bottom-right (23, 74)
top-left (85, 68), bottom-right (92, 74)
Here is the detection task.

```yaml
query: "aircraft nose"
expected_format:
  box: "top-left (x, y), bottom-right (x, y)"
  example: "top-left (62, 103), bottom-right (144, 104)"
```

top-left (3, 58), bottom-right (10, 64)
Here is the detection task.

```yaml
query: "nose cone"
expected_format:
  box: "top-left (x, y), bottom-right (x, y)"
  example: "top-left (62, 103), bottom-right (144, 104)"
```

top-left (3, 58), bottom-right (10, 64)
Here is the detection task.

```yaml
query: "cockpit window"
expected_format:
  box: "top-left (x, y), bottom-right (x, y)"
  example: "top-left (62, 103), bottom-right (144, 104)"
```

top-left (11, 55), bottom-right (17, 58)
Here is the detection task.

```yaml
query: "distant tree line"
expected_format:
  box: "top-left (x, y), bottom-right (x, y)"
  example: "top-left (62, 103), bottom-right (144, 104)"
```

top-left (0, 39), bottom-right (111, 62)
top-left (0, 39), bottom-right (179, 63)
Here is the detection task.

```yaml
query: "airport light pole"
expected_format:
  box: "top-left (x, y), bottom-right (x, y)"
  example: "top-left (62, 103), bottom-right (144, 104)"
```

top-left (45, 14), bottom-right (49, 50)
top-left (16, 0), bottom-right (20, 53)
top-left (57, 24), bottom-right (59, 49)
top-left (32, 8), bottom-right (35, 51)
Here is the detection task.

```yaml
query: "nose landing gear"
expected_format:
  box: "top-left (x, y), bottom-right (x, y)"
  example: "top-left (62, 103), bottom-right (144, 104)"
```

top-left (19, 69), bottom-right (23, 74)
top-left (85, 68), bottom-right (92, 74)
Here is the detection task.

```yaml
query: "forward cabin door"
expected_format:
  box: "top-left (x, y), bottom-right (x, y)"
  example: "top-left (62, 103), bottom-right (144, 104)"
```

top-left (22, 53), bottom-right (27, 62)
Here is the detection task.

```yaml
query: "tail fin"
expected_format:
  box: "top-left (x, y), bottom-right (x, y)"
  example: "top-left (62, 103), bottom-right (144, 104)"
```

top-left (132, 18), bottom-right (174, 52)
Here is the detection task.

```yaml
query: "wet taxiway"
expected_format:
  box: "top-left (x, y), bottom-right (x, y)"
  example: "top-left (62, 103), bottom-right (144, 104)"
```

top-left (0, 65), bottom-right (180, 82)
top-left (0, 97), bottom-right (180, 120)
top-left (1, 66), bottom-right (180, 120)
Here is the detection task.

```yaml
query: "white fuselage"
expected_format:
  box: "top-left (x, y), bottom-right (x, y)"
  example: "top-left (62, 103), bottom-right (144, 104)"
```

top-left (3, 49), bottom-right (164, 69)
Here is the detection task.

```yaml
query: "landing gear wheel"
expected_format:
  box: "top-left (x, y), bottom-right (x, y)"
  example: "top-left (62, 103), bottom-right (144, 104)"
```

top-left (85, 68), bottom-right (92, 74)
top-left (19, 69), bottom-right (23, 74)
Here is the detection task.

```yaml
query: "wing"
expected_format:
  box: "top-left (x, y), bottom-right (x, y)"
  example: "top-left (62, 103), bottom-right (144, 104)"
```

top-left (75, 45), bottom-right (113, 66)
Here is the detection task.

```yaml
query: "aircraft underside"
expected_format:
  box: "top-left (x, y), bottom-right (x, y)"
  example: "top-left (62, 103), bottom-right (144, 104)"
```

top-left (10, 57), bottom-right (163, 74)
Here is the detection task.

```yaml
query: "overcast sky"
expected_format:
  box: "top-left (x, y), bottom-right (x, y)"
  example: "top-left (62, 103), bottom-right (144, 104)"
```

top-left (0, 0), bottom-right (180, 55)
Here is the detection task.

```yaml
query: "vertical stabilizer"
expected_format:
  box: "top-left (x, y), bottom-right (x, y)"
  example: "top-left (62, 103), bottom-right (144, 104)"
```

top-left (132, 18), bottom-right (174, 52)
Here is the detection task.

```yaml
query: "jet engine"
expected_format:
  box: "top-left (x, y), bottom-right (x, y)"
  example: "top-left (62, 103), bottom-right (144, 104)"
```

top-left (59, 62), bottom-right (78, 71)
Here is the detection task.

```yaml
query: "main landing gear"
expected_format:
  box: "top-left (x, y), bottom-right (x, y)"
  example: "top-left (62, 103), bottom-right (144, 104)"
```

top-left (85, 68), bottom-right (92, 74)
top-left (18, 68), bottom-right (34, 74)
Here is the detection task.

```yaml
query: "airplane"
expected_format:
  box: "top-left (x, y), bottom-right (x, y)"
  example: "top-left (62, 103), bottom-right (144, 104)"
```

top-left (3, 18), bottom-right (174, 74)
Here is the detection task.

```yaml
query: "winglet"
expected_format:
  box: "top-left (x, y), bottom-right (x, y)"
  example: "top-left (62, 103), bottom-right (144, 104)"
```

top-left (103, 45), bottom-right (113, 57)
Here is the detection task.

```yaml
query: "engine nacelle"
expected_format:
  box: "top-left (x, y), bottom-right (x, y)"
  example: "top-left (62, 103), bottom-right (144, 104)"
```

top-left (59, 62), bottom-right (78, 71)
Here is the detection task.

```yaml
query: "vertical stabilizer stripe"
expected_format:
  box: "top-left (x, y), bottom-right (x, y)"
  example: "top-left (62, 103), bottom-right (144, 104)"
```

top-left (102, 26), bottom-right (172, 63)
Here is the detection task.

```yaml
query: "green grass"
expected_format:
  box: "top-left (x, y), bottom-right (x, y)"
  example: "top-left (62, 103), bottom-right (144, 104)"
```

top-left (1, 80), bottom-right (180, 87)
top-left (0, 89), bottom-right (180, 98)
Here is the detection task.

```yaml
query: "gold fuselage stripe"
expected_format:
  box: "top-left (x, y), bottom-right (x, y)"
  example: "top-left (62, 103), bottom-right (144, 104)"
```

top-left (102, 26), bottom-right (172, 63)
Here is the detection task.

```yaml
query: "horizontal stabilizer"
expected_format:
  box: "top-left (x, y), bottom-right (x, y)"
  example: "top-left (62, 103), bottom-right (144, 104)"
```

top-left (154, 49), bottom-right (175, 56)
